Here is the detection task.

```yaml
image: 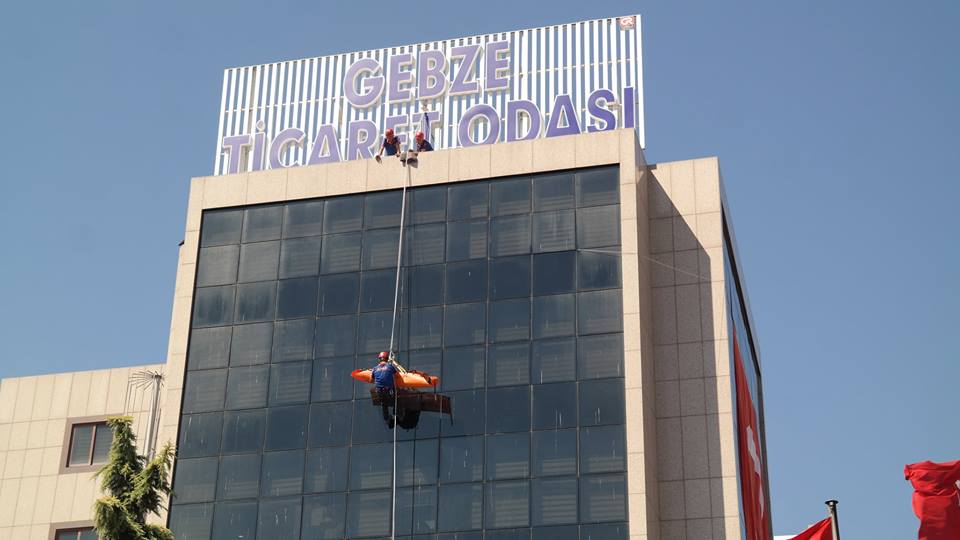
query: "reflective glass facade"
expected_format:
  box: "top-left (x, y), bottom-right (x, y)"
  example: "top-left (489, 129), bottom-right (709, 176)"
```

top-left (170, 166), bottom-right (628, 540)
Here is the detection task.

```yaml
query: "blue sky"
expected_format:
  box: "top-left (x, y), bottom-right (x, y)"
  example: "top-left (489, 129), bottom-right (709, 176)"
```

top-left (0, 1), bottom-right (956, 538)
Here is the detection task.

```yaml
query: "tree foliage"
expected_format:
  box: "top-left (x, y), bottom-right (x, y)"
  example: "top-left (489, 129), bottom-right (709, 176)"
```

top-left (93, 416), bottom-right (175, 540)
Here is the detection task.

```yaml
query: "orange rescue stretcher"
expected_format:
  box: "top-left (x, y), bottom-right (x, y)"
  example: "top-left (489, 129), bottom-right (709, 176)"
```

top-left (350, 367), bottom-right (439, 389)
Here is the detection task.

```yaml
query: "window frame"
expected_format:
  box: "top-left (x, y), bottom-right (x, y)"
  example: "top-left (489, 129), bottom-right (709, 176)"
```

top-left (49, 522), bottom-right (97, 540)
top-left (60, 416), bottom-right (114, 474)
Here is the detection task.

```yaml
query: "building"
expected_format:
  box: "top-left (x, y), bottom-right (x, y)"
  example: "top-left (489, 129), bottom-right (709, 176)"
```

top-left (0, 15), bottom-right (771, 540)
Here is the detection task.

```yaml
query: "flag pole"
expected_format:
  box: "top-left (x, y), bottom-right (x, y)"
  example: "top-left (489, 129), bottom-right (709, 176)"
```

top-left (825, 500), bottom-right (840, 540)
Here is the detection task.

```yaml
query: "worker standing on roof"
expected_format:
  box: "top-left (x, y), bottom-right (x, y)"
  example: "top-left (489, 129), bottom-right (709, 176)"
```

top-left (375, 128), bottom-right (401, 163)
top-left (405, 103), bottom-right (434, 165)
top-left (372, 351), bottom-right (398, 427)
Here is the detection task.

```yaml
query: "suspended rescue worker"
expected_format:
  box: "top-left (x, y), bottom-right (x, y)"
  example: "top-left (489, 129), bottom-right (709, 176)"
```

top-left (371, 351), bottom-right (398, 427)
top-left (375, 128), bottom-right (400, 163)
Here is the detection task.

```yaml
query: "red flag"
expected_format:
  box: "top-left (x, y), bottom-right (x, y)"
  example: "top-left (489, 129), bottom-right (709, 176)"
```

top-left (905, 460), bottom-right (960, 540)
top-left (733, 333), bottom-right (771, 540)
top-left (790, 518), bottom-right (832, 540)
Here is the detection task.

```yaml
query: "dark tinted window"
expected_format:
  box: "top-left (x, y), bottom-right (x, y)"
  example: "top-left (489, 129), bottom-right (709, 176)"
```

top-left (488, 342), bottom-right (529, 387)
top-left (579, 474), bottom-right (626, 522)
top-left (406, 223), bottom-right (446, 265)
top-left (311, 359), bottom-right (354, 404)
top-left (192, 286), bottom-right (235, 328)
top-left (578, 290), bottom-right (622, 335)
top-left (364, 191), bottom-right (402, 229)
top-left (172, 457), bottom-right (217, 503)
top-left (438, 483), bottom-right (483, 532)
top-left (532, 429), bottom-right (577, 477)
top-left (272, 318), bottom-right (315, 362)
top-left (182, 370), bottom-right (227, 413)
top-left (317, 273), bottom-right (359, 315)
top-left (533, 173), bottom-right (574, 211)
top-left (410, 185), bottom-right (446, 223)
top-left (532, 294), bottom-right (575, 339)
top-left (491, 178), bottom-right (531, 216)
top-left (580, 425), bottom-right (626, 474)
top-left (197, 245), bottom-right (239, 287)
top-left (485, 480), bottom-right (529, 528)
top-left (188, 327), bottom-right (231, 371)
top-left (406, 264), bottom-right (444, 306)
top-left (320, 232), bottom-right (361, 274)
top-left (445, 260), bottom-right (487, 303)
top-left (238, 241), bottom-right (280, 282)
top-left (269, 361), bottom-right (311, 405)
top-left (314, 316), bottom-right (356, 357)
top-left (577, 206), bottom-right (620, 248)
top-left (260, 450), bottom-right (304, 496)
top-left (579, 379), bottom-right (625, 426)
top-left (532, 382), bottom-right (576, 430)
top-left (225, 365), bottom-right (269, 410)
top-left (217, 453), bottom-right (260, 500)
top-left (531, 338), bottom-right (576, 383)
top-left (444, 303), bottom-right (485, 346)
top-left (361, 228), bottom-right (400, 270)
top-left (487, 386), bottom-right (530, 433)
top-left (283, 200), bottom-right (324, 238)
top-left (323, 196), bottom-right (363, 233)
top-left (446, 220), bottom-right (487, 261)
top-left (360, 269), bottom-right (395, 312)
top-left (532, 210), bottom-right (574, 252)
top-left (302, 493), bottom-right (346, 539)
top-left (443, 345), bottom-right (485, 391)
top-left (178, 412), bottom-right (222, 458)
top-left (490, 215), bottom-right (531, 257)
top-left (243, 206), bottom-right (283, 243)
top-left (440, 436), bottom-right (483, 482)
top-left (265, 405), bottom-right (307, 450)
top-left (577, 168), bottom-right (619, 207)
top-left (304, 447), bottom-right (349, 492)
top-left (276, 277), bottom-right (318, 319)
top-left (486, 432), bottom-right (529, 480)
top-left (532, 251), bottom-right (575, 296)
top-left (257, 497), bottom-right (302, 540)
top-left (201, 209), bottom-right (243, 247)
top-left (489, 299), bottom-right (530, 344)
top-left (578, 334), bottom-right (624, 379)
top-left (212, 501), bottom-right (258, 540)
top-left (221, 409), bottom-right (265, 454)
top-left (279, 236), bottom-right (322, 278)
top-left (579, 250), bottom-right (621, 290)
top-left (229, 322), bottom-right (272, 366)
top-left (532, 477), bottom-right (578, 525)
top-left (490, 256), bottom-right (531, 300)
top-left (234, 281), bottom-right (276, 323)
top-left (308, 401), bottom-right (352, 447)
top-left (448, 183), bottom-right (488, 220)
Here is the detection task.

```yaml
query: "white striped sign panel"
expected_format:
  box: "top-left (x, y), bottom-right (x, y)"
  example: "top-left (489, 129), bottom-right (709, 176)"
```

top-left (213, 15), bottom-right (643, 175)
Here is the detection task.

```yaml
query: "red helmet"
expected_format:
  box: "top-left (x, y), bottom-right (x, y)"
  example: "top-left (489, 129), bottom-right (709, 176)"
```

top-left (385, 128), bottom-right (394, 138)
top-left (378, 351), bottom-right (390, 360)
top-left (415, 131), bottom-right (425, 142)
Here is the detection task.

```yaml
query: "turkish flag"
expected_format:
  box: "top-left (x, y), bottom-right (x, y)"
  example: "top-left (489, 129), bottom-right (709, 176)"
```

top-left (905, 460), bottom-right (960, 540)
top-left (733, 333), bottom-right (771, 540)
top-left (790, 518), bottom-right (832, 540)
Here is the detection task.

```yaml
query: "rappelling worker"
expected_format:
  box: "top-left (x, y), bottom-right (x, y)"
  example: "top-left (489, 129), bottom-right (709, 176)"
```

top-left (372, 351), bottom-right (398, 427)
top-left (375, 128), bottom-right (400, 163)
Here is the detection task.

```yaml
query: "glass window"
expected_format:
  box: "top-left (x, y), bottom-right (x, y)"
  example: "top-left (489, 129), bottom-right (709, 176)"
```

top-left (532, 251), bottom-right (575, 296)
top-left (276, 277), bottom-right (318, 319)
top-left (279, 236), bottom-right (322, 278)
top-left (261, 449), bottom-right (304, 496)
top-left (442, 345), bottom-right (484, 391)
top-left (265, 405), bottom-right (308, 450)
top-left (397, 438), bottom-right (439, 487)
top-left (531, 338), bottom-right (576, 384)
top-left (197, 245), bottom-right (239, 287)
top-left (311, 358), bottom-right (354, 403)
top-left (225, 365), bottom-right (268, 410)
top-left (439, 435), bottom-right (483, 482)
top-left (410, 185), bottom-right (447, 224)
top-left (532, 382), bottom-right (576, 430)
top-left (579, 474), bottom-right (626, 522)
top-left (443, 303), bottom-right (485, 346)
top-left (579, 250), bottom-right (621, 290)
top-left (358, 311), bottom-right (393, 354)
top-left (485, 529), bottom-right (530, 540)
top-left (532, 429), bottom-right (577, 477)
top-left (320, 232), bottom-right (362, 274)
top-left (406, 223), bottom-right (446, 265)
top-left (364, 191), bottom-right (403, 229)
top-left (395, 484), bottom-right (439, 535)
top-left (442, 390), bottom-right (485, 437)
top-left (178, 412), bottom-right (222, 458)
top-left (580, 425), bottom-right (626, 474)
top-left (491, 177), bottom-right (531, 216)
top-left (488, 342), bottom-right (529, 387)
top-left (201, 209), bottom-right (243, 247)
top-left (532, 477), bottom-right (578, 526)
top-left (283, 200), bottom-right (324, 238)
top-left (192, 285), bottom-right (235, 328)
top-left (212, 501), bottom-right (258, 540)
top-left (302, 493), bottom-right (346, 539)
top-left (308, 401), bottom-right (352, 447)
top-left (579, 379), bottom-right (625, 427)
top-left (220, 409), bottom-right (265, 454)
top-left (346, 490), bottom-right (391, 538)
top-left (577, 206), bottom-right (620, 249)
top-left (490, 256), bottom-right (530, 300)
top-left (272, 318), bottom-right (315, 362)
top-left (229, 322), bottom-right (272, 366)
top-left (533, 172), bottom-right (575, 211)
top-left (580, 522), bottom-right (629, 540)
top-left (173, 457), bottom-right (218, 503)
top-left (445, 260), bottom-right (487, 303)
top-left (490, 215), bottom-right (531, 257)
top-left (360, 269), bottom-right (395, 312)
top-left (242, 205), bottom-right (283, 243)
top-left (486, 386), bottom-right (530, 433)
top-left (489, 299), bottom-right (530, 344)
top-left (314, 315), bottom-right (356, 357)
top-left (408, 307), bottom-right (443, 350)
top-left (349, 442), bottom-right (393, 489)
top-left (318, 273), bottom-right (359, 315)
top-left (238, 240), bottom-right (280, 282)
top-left (305, 446), bottom-right (349, 492)
top-left (446, 220), bottom-right (487, 261)
top-left (577, 168), bottom-right (619, 207)
top-left (533, 525), bottom-right (578, 540)
top-left (578, 334), bottom-right (623, 379)
top-left (578, 290), bottom-right (622, 335)
top-left (168, 503), bottom-right (213, 539)
top-left (438, 483), bottom-right (483, 532)
top-left (187, 326), bottom-right (231, 371)
top-left (448, 183), bottom-right (488, 221)
top-left (68, 422), bottom-right (113, 467)
top-left (91, 425), bottom-right (113, 464)
top-left (350, 396), bottom-right (394, 445)
top-left (485, 480), bottom-right (529, 529)
top-left (234, 281), bottom-right (276, 323)
top-left (257, 497), bottom-right (302, 540)
top-left (182, 369), bottom-right (227, 413)
top-left (532, 294), bottom-right (575, 339)
top-left (362, 228), bottom-right (400, 270)
top-left (533, 210), bottom-right (575, 253)
top-left (486, 432), bottom-right (529, 480)
top-left (323, 195), bottom-right (363, 233)
top-left (269, 361), bottom-right (311, 405)
top-left (406, 264), bottom-right (444, 306)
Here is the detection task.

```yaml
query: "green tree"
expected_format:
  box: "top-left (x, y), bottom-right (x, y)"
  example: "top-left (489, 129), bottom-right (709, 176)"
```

top-left (93, 416), bottom-right (175, 540)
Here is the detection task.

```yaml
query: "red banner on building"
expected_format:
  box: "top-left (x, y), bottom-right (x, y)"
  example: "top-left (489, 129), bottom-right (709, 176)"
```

top-left (905, 460), bottom-right (960, 540)
top-left (733, 333), bottom-right (772, 540)
top-left (789, 518), bottom-right (832, 540)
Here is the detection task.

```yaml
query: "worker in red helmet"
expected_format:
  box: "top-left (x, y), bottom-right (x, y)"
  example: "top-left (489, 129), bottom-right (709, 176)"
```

top-left (375, 128), bottom-right (401, 163)
top-left (372, 351), bottom-right (398, 427)
top-left (404, 104), bottom-right (434, 165)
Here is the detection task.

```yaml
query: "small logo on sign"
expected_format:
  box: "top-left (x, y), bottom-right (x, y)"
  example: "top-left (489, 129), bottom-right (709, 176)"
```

top-left (618, 16), bottom-right (636, 30)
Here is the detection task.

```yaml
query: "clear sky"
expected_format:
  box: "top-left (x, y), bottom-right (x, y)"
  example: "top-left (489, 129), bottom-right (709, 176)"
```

top-left (0, 1), bottom-right (956, 538)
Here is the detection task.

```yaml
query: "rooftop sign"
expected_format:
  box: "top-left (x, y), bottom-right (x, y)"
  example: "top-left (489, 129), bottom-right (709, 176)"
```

top-left (214, 15), bottom-right (643, 175)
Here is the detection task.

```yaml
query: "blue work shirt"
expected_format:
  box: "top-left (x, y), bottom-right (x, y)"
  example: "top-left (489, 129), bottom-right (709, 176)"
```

top-left (382, 138), bottom-right (399, 156)
top-left (372, 362), bottom-right (398, 389)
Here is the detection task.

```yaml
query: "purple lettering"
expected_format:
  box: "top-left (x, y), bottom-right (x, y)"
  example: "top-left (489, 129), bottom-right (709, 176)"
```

top-left (387, 53), bottom-right (415, 103)
top-left (251, 121), bottom-right (266, 171)
top-left (343, 58), bottom-right (384, 108)
top-left (222, 134), bottom-right (252, 174)
top-left (458, 104), bottom-right (500, 147)
top-left (485, 41), bottom-right (510, 92)
top-left (269, 128), bottom-right (306, 168)
top-left (307, 125), bottom-right (342, 165)
top-left (622, 86), bottom-right (636, 129)
top-left (586, 89), bottom-right (617, 132)
top-left (449, 44), bottom-right (481, 95)
top-left (417, 49), bottom-right (447, 100)
top-left (545, 95), bottom-right (581, 137)
top-left (347, 120), bottom-right (378, 159)
top-left (506, 100), bottom-right (542, 142)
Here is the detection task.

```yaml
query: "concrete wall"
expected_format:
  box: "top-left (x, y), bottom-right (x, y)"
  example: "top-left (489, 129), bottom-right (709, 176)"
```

top-left (0, 364), bottom-right (163, 539)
